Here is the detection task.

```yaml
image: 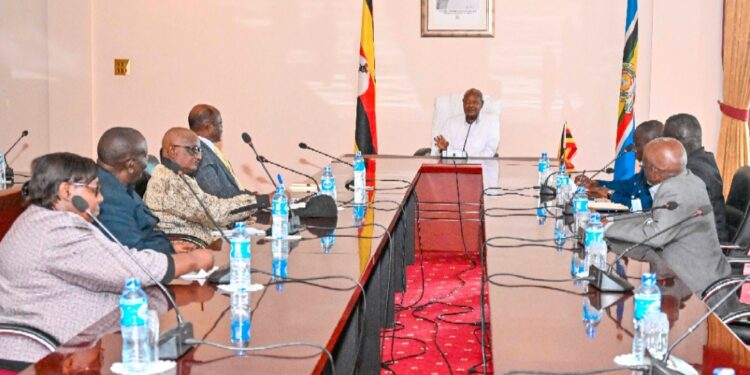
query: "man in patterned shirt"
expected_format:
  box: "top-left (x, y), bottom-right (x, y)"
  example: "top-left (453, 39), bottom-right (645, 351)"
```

top-left (144, 128), bottom-right (268, 246)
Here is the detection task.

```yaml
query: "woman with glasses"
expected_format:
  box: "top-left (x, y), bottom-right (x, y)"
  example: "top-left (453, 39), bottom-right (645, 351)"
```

top-left (0, 152), bottom-right (214, 365)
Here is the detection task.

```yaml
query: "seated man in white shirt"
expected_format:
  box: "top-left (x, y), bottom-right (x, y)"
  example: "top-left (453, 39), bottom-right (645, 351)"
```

top-left (433, 88), bottom-right (499, 157)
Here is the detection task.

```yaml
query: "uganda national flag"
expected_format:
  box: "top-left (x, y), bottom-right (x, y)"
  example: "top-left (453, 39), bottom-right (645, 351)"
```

top-left (614, 0), bottom-right (638, 180)
top-left (558, 122), bottom-right (577, 170)
top-left (356, 0), bottom-right (377, 155)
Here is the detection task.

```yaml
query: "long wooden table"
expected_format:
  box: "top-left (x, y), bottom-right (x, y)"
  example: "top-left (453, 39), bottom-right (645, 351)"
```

top-left (12, 156), bottom-right (750, 374)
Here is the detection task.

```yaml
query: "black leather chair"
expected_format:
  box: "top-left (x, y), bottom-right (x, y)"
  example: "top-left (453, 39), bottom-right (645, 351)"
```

top-left (413, 148), bottom-right (431, 156)
top-left (133, 154), bottom-right (160, 198)
top-left (726, 166), bottom-right (750, 243)
top-left (701, 275), bottom-right (750, 344)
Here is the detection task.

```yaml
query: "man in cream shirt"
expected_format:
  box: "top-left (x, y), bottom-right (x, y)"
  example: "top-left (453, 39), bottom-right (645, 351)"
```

top-left (432, 88), bottom-right (499, 158)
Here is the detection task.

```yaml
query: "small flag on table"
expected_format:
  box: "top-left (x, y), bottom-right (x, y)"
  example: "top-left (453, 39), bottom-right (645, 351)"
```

top-left (558, 122), bottom-right (578, 170)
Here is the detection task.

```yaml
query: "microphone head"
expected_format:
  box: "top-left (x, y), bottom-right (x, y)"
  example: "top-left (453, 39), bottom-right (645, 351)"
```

top-left (604, 167), bottom-right (615, 174)
top-left (72, 196), bottom-right (89, 213)
top-left (664, 201), bottom-right (679, 210)
top-left (298, 142), bottom-right (308, 149)
top-left (241, 132), bottom-right (252, 144)
top-left (697, 205), bottom-right (713, 216)
top-left (624, 144), bottom-right (635, 152)
top-left (21, 130), bottom-right (29, 137)
top-left (257, 155), bottom-right (267, 163)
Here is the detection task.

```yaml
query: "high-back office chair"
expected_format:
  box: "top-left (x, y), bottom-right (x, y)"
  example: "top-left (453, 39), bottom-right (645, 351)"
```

top-left (414, 93), bottom-right (501, 156)
top-left (133, 154), bottom-right (160, 198)
top-left (701, 276), bottom-right (750, 344)
top-left (726, 166), bottom-right (750, 243)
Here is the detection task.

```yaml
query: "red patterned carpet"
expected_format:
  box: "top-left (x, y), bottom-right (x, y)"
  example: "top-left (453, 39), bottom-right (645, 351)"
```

top-left (381, 251), bottom-right (493, 374)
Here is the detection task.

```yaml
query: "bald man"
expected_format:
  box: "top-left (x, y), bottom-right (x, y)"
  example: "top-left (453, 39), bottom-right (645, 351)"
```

top-left (576, 120), bottom-right (663, 209)
top-left (97, 127), bottom-right (196, 254)
top-left (664, 113), bottom-right (728, 242)
top-left (143, 128), bottom-right (263, 246)
top-left (605, 138), bottom-right (730, 295)
top-left (432, 88), bottom-right (499, 157)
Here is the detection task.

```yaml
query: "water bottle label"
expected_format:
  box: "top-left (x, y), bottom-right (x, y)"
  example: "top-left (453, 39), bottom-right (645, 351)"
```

top-left (538, 160), bottom-right (549, 172)
top-left (573, 199), bottom-right (589, 213)
top-left (120, 299), bottom-right (148, 327)
top-left (322, 178), bottom-right (335, 192)
top-left (230, 240), bottom-right (251, 258)
top-left (634, 297), bottom-right (660, 320)
top-left (273, 200), bottom-right (288, 216)
top-left (584, 229), bottom-right (603, 248)
top-left (231, 319), bottom-right (251, 342)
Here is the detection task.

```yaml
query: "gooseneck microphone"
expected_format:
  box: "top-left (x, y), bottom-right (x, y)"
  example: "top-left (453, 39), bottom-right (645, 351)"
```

top-left (4, 130), bottom-right (29, 184)
top-left (585, 144), bottom-right (635, 182)
top-left (241, 132), bottom-right (277, 188)
top-left (71, 196), bottom-right (195, 360)
top-left (257, 155), bottom-right (320, 192)
top-left (601, 201), bottom-right (679, 220)
top-left (588, 205), bottom-right (712, 293)
top-left (298, 142), bottom-right (353, 167)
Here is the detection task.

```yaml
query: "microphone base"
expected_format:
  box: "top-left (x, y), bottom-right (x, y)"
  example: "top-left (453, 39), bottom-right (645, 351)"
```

top-left (647, 352), bottom-right (696, 375)
top-left (158, 322), bottom-right (195, 360)
top-left (588, 265), bottom-right (634, 293)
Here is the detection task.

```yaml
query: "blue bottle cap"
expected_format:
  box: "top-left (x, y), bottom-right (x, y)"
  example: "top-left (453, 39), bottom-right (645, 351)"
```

top-left (276, 174), bottom-right (284, 185)
top-left (576, 186), bottom-right (585, 195)
top-left (641, 273), bottom-right (656, 284)
top-left (541, 152), bottom-right (547, 158)
top-left (234, 222), bottom-right (247, 230)
top-left (125, 277), bottom-right (141, 289)
top-left (589, 213), bottom-right (600, 223)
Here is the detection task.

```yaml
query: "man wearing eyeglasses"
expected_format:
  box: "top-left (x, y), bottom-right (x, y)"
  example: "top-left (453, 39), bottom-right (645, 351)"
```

top-left (144, 128), bottom-right (266, 246)
top-left (96, 127), bottom-right (199, 254)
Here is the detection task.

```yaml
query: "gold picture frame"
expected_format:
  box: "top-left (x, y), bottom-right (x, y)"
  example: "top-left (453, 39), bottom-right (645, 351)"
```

top-left (421, 0), bottom-right (495, 37)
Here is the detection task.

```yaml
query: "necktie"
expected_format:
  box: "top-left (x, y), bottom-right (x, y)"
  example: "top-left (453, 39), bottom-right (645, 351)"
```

top-left (213, 146), bottom-right (242, 188)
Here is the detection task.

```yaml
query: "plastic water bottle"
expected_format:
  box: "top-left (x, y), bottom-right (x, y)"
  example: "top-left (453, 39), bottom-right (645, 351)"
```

top-left (538, 152), bottom-right (550, 187)
top-left (230, 222), bottom-right (251, 291)
top-left (582, 297), bottom-right (603, 337)
top-left (554, 216), bottom-right (567, 245)
top-left (572, 187), bottom-right (590, 233)
top-left (120, 278), bottom-right (151, 372)
top-left (556, 165), bottom-right (572, 206)
top-left (536, 198), bottom-right (546, 225)
top-left (230, 291), bottom-right (251, 348)
top-left (321, 230), bottom-right (335, 253)
top-left (585, 213), bottom-right (607, 270)
top-left (633, 273), bottom-right (661, 362)
top-left (320, 164), bottom-right (337, 200)
top-left (571, 250), bottom-right (588, 278)
top-left (272, 239), bottom-right (289, 292)
top-left (645, 311), bottom-right (669, 360)
top-left (353, 151), bottom-right (366, 205)
top-left (0, 151), bottom-right (6, 190)
top-left (272, 183), bottom-right (289, 239)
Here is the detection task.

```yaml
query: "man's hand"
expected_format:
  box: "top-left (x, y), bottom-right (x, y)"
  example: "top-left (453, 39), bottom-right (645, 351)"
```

top-left (172, 240), bottom-right (198, 253)
top-left (434, 135), bottom-right (449, 151)
top-left (588, 186), bottom-right (610, 199)
top-left (190, 249), bottom-right (215, 272)
top-left (574, 174), bottom-right (592, 186)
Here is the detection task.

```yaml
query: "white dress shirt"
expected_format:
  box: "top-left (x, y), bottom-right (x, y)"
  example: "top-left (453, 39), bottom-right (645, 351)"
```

top-left (432, 114), bottom-right (500, 157)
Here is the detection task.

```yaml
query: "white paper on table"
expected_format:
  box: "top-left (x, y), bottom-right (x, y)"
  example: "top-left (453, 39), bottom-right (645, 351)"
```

top-left (211, 227), bottom-right (266, 238)
top-left (179, 266), bottom-right (218, 281)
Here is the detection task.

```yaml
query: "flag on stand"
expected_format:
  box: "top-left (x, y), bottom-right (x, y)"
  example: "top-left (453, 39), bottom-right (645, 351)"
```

top-left (558, 122), bottom-right (578, 170)
top-left (355, 0), bottom-right (377, 154)
top-left (614, 0), bottom-right (638, 180)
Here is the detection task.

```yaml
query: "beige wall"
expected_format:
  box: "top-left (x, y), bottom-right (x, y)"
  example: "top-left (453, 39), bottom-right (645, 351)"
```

top-left (0, 0), bottom-right (723, 193)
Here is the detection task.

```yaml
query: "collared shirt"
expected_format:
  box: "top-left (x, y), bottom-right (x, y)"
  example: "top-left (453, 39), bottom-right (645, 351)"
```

top-left (432, 114), bottom-right (500, 157)
top-left (649, 183), bottom-right (661, 199)
top-left (97, 167), bottom-right (174, 254)
top-left (198, 136), bottom-right (217, 153)
top-left (597, 170), bottom-right (653, 209)
top-left (144, 164), bottom-right (257, 245)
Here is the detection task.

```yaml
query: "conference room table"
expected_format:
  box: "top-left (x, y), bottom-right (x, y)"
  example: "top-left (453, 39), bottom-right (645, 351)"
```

top-left (12, 156), bottom-right (750, 374)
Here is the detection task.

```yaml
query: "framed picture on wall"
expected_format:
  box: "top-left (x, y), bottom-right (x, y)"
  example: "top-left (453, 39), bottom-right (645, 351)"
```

top-left (421, 0), bottom-right (494, 37)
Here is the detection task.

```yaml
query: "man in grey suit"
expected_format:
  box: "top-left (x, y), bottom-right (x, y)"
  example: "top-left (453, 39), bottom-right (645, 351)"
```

top-left (605, 137), bottom-right (730, 295)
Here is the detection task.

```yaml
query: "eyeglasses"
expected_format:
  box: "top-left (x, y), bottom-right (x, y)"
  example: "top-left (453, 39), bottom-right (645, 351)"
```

top-left (171, 145), bottom-right (202, 156)
top-left (70, 182), bottom-right (101, 196)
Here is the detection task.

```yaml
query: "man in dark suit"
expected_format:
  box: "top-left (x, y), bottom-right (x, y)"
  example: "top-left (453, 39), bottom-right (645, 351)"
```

top-left (605, 137), bottom-right (730, 295)
top-left (188, 104), bottom-right (248, 199)
top-left (97, 127), bottom-right (200, 254)
top-left (664, 113), bottom-right (729, 242)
